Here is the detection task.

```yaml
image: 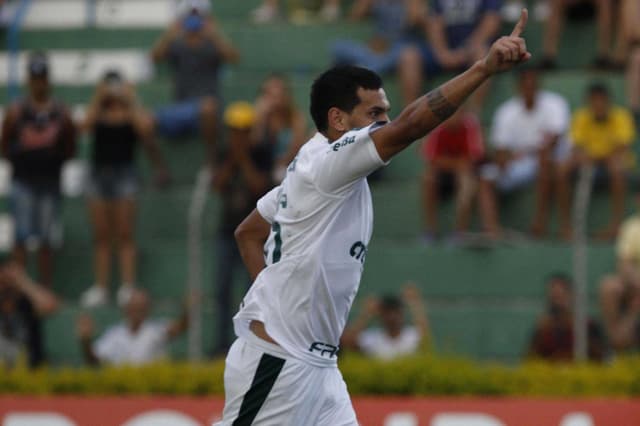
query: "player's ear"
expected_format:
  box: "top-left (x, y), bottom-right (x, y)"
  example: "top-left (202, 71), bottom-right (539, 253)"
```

top-left (327, 107), bottom-right (349, 133)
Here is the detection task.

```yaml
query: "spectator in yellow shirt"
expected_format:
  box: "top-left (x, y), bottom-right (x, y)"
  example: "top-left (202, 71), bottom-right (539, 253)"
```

top-left (557, 83), bottom-right (636, 240)
top-left (600, 195), bottom-right (640, 353)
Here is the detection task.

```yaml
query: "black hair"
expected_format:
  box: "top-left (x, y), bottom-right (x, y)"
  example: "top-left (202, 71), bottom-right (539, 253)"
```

top-left (103, 69), bottom-right (123, 84)
top-left (379, 295), bottom-right (403, 311)
top-left (546, 273), bottom-right (573, 290)
top-left (587, 81), bottom-right (610, 98)
top-left (310, 65), bottom-right (383, 132)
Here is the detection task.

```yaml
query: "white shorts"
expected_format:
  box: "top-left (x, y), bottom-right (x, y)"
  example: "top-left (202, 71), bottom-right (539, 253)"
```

top-left (215, 334), bottom-right (358, 426)
top-left (481, 155), bottom-right (538, 192)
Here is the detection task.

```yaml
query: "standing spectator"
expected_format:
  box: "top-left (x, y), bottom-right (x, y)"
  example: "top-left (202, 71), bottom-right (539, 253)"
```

top-left (342, 283), bottom-right (430, 360)
top-left (624, 0), bottom-right (640, 126)
top-left (528, 273), bottom-right (605, 362)
top-left (251, 0), bottom-right (342, 23)
top-left (76, 288), bottom-right (189, 366)
top-left (79, 71), bottom-right (171, 308)
top-left (479, 69), bottom-right (570, 239)
top-left (151, 0), bottom-right (239, 167)
top-left (0, 52), bottom-right (76, 288)
top-left (397, 0), bottom-right (501, 107)
top-left (421, 108), bottom-right (484, 242)
top-left (540, 0), bottom-right (625, 70)
top-left (332, 0), bottom-right (426, 75)
top-left (211, 102), bottom-right (275, 354)
top-left (252, 74), bottom-right (307, 183)
top-left (0, 260), bottom-right (59, 369)
top-left (600, 196), bottom-right (640, 353)
top-left (557, 83), bottom-right (635, 240)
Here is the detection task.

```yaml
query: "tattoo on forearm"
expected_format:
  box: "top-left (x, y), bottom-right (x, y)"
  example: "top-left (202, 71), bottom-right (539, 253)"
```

top-left (426, 89), bottom-right (457, 121)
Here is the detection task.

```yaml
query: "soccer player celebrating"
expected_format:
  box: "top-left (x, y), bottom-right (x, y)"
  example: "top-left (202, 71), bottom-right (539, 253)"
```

top-left (216, 10), bottom-right (531, 426)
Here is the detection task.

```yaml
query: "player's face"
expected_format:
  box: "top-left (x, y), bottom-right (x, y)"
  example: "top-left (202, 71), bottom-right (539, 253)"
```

top-left (345, 87), bottom-right (391, 129)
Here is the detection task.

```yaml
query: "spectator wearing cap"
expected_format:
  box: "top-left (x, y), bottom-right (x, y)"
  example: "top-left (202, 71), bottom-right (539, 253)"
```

top-left (0, 52), bottom-right (76, 288)
top-left (151, 0), bottom-right (239, 167)
top-left (342, 282), bottom-right (430, 360)
top-left (211, 102), bottom-right (276, 354)
top-left (557, 83), bottom-right (636, 240)
top-left (76, 288), bottom-right (189, 366)
top-left (528, 274), bottom-right (606, 362)
top-left (79, 71), bottom-right (171, 308)
top-left (0, 260), bottom-right (59, 369)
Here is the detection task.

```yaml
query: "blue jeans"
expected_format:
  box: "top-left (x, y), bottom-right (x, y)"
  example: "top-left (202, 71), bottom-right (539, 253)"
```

top-left (11, 180), bottom-right (62, 248)
top-left (332, 39), bottom-right (410, 74)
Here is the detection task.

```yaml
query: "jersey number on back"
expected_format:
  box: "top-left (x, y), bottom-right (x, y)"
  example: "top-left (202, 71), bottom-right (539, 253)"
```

top-left (271, 221), bottom-right (282, 264)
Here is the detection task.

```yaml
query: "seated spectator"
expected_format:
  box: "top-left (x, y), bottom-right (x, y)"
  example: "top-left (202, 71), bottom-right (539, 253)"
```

top-left (211, 102), bottom-right (275, 354)
top-left (600, 196), bottom-right (640, 353)
top-left (251, 0), bottom-right (341, 23)
top-left (528, 273), bottom-right (605, 362)
top-left (332, 0), bottom-right (426, 76)
top-left (478, 68), bottom-right (570, 239)
top-left (0, 52), bottom-right (76, 288)
top-left (557, 83), bottom-right (635, 240)
top-left (342, 283), bottom-right (430, 360)
top-left (76, 288), bottom-right (188, 366)
top-left (397, 0), bottom-right (501, 107)
top-left (0, 261), bottom-right (59, 369)
top-left (253, 74), bottom-right (307, 183)
top-left (540, 0), bottom-right (625, 70)
top-left (79, 71), bottom-right (171, 309)
top-left (151, 0), bottom-right (239, 166)
top-left (421, 108), bottom-right (484, 243)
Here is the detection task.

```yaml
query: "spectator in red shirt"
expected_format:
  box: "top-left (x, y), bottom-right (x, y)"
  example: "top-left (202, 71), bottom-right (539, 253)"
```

top-left (421, 109), bottom-right (484, 243)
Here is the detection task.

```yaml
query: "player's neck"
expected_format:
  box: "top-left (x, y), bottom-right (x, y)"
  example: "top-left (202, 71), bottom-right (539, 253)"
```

top-left (323, 128), bottom-right (346, 143)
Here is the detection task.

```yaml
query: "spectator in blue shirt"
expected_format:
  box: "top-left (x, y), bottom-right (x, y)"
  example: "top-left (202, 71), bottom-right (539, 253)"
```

top-left (331, 0), bottom-right (426, 75)
top-left (398, 0), bottom-right (501, 106)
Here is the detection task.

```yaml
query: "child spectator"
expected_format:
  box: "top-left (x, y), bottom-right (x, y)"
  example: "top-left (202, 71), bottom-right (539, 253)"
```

top-left (79, 71), bottom-right (170, 308)
top-left (151, 0), bottom-right (239, 167)
top-left (479, 69), bottom-right (570, 239)
top-left (252, 74), bottom-right (307, 183)
top-left (76, 288), bottom-right (188, 366)
top-left (332, 0), bottom-right (426, 75)
top-left (0, 260), bottom-right (59, 369)
top-left (557, 83), bottom-right (635, 240)
top-left (0, 52), bottom-right (76, 288)
top-left (342, 283), bottom-right (430, 360)
top-left (421, 109), bottom-right (484, 242)
top-left (528, 273), bottom-right (605, 362)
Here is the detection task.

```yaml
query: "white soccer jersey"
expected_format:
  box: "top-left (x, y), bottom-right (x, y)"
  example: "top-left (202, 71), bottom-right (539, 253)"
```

top-left (233, 123), bottom-right (388, 367)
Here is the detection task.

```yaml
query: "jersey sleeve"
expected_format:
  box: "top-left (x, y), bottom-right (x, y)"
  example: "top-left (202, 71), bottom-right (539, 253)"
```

top-left (256, 185), bottom-right (281, 224)
top-left (614, 109), bottom-right (636, 146)
top-left (569, 110), bottom-right (588, 147)
top-left (312, 123), bottom-right (389, 195)
top-left (544, 95), bottom-right (570, 135)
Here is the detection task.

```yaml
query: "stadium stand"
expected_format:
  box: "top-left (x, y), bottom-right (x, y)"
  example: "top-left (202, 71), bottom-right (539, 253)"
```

top-left (0, 0), bottom-right (636, 365)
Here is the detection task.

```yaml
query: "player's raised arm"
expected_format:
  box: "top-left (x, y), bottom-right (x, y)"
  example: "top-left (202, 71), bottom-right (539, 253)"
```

top-left (371, 9), bottom-right (531, 162)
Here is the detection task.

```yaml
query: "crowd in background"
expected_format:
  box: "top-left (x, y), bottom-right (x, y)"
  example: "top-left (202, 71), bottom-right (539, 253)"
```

top-left (2, 0), bottom-right (640, 369)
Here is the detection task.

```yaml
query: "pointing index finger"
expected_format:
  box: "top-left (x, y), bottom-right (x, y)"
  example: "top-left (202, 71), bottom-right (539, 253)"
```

top-left (510, 8), bottom-right (528, 37)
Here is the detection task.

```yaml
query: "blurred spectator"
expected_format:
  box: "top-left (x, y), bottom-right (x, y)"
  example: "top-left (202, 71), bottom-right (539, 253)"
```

top-left (79, 71), bottom-right (171, 309)
top-left (0, 261), bottom-right (59, 369)
top-left (421, 109), bottom-right (484, 242)
top-left (397, 0), bottom-right (501, 106)
top-left (479, 69), bottom-right (570, 239)
top-left (76, 288), bottom-right (188, 366)
top-left (624, 0), bottom-right (640, 125)
top-left (540, 0), bottom-right (624, 70)
top-left (342, 283), bottom-right (430, 360)
top-left (600, 196), bottom-right (640, 353)
top-left (251, 0), bottom-right (341, 23)
top-left (528, 273), bottom-right (605, 362)
top-left (211, 102), bottom-right (275, 354)
top-left (331, 0), bottom-right (426, 75)
top-left (557, 83), bottom-right (635, 240)
top-left (0, 52), bottom-right (76, 288)
top-left (151, 0), bottom-right (239, 166)
top-left (252, 74), bottom-right (307, 183)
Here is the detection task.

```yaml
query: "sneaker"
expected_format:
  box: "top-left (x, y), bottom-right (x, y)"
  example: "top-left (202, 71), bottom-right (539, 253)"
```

top-left (250, 4), bottom-right (278, 24)
top-left (533, 1), bottom-right (550, 21)
top-left (319, 4), bottom-right (340, 22)
top-left (117, 285), bottom-right (134, 307)
top-left (501, 1), bottom-right (525, 23)
top-left (80, 285), bottom-right (108, 308)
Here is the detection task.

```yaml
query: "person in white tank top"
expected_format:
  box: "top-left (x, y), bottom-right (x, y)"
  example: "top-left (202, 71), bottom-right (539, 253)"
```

top-left (216, 10), bottom-right (532, 426)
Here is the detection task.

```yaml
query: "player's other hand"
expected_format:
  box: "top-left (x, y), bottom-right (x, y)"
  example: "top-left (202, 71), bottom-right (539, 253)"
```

top-left (483, 9), bottom-right (531, 75)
